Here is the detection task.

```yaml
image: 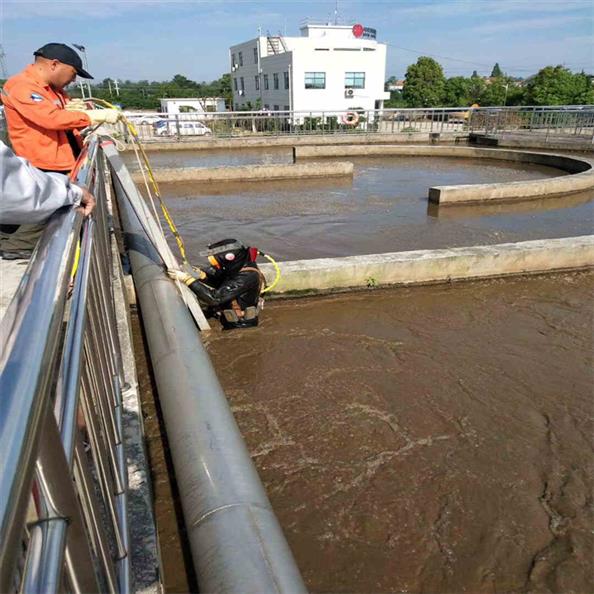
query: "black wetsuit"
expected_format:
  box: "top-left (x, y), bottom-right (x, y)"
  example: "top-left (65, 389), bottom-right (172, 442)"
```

top-left (187, 261), bottom-right (263, 329)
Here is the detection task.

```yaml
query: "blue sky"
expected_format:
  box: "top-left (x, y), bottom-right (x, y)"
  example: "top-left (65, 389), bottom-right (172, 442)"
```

top-left (1, 0), bottom-right (592, 82)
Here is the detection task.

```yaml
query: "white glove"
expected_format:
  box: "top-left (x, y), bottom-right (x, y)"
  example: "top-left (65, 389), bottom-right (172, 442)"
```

top-left (64, 99), bottom-right (89, 111)
top-left (167, 269), bottom-right (195, 285)
top-left (86, 109), bottom-right (121, 125)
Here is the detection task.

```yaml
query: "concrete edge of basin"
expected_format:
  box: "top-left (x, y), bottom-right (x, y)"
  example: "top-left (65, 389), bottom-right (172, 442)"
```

top-left (294, 144), bottom-right (594, 205)
top-left (131, 161), bottom-right (354, 184)
top-left (123, 132), bottom-right (465, 152)
top-left (258, 236), bottom-right (594, 294)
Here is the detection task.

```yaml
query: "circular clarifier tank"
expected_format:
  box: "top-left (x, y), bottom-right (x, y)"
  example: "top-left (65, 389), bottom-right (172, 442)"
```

top-left (154, 154), bottom-right (593, 261)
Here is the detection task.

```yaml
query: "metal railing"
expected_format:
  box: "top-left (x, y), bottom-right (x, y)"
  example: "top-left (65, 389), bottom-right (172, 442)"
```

top-left (120, 106), bottom-right (594, 143)
top-left (0, 137), bottom-right (131, 593)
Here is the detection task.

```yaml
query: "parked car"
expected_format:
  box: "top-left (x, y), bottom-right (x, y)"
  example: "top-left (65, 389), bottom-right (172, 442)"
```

top-left (153, 119), bottom-right (212, 136)
top-left (125, 113), bottom-right (162, 125)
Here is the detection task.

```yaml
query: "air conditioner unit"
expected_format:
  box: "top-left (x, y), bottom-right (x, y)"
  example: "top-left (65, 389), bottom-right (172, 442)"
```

top-left (345, 88), bottom-right (355, 98)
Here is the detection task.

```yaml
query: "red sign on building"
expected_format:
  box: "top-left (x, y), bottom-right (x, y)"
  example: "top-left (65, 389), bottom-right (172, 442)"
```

top-left (352, 23), bottom-right (364, 38)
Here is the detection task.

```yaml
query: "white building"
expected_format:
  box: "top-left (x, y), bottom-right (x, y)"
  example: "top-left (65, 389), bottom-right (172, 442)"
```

top-left (159, 97), bottom-right (226, 114)
top-left (229, 21), bottom-right (390, 114)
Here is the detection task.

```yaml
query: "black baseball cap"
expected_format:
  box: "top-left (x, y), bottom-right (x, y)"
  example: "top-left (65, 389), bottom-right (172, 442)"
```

top-left (33, 43), bottom-right (93, 79)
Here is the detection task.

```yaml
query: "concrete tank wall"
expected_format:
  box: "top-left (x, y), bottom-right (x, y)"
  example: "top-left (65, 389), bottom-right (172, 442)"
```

top-left (294, 145), bottom-right (594, 204)
top-left (131, 161), bottom-right (353, 184)
top-left (259, 236), bottom-right (594, 294)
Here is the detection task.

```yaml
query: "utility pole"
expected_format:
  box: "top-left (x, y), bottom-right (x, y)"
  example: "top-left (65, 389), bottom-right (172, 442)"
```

top-left (73, 43), bottom-right (92, 98)
top-left (107, 79), bottom-right (113, 96)
top-left (113, 79), bottom-right (120, 97)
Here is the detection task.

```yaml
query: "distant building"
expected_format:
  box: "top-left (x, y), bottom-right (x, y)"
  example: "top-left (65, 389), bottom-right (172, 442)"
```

top-left (159, 97), bottom-right (226, 114)
top-left (229, 20), bottom-right (390, 114)
top-left (386, 79), bottom-right (405, 92)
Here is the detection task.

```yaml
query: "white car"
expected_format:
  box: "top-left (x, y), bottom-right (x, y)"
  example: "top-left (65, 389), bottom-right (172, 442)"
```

top-left (154, 120), bottom-right (212, 136)
top-left (125, 113), bottom-right (162, 125)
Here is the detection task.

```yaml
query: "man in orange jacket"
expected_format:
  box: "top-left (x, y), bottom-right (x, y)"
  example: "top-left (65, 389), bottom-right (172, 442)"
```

top-left (1, 43), bottom-right (115, 258)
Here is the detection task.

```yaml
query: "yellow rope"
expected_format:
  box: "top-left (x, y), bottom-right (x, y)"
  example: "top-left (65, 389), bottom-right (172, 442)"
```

top-left (90, 97), bottom-right (189, 264)
top-left (87, 98), bottom-right (282, 292)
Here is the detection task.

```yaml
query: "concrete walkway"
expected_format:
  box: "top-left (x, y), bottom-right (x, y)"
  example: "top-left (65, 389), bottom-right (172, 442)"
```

top-left (0, 259), bottom-right (28, 320)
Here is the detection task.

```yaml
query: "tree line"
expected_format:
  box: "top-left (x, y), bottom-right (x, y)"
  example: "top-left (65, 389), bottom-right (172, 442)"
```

top-left (387, 58), bottom-right (594, 108)
top-left (69, 73), bottom-right (233, 109)
top-left (1, 59), bottom-right (591, 110)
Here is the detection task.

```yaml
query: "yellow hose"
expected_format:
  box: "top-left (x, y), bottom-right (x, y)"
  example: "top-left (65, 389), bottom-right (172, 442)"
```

top-left (260, 252), bottom-right (281, 293)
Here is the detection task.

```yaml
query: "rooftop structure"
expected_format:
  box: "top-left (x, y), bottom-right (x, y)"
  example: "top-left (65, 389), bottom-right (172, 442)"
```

top-left (229, 22), bottom-right (390, 114)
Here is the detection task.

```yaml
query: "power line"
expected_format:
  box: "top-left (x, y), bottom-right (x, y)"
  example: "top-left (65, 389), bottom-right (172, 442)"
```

top-left (382, 40), bottom-right (593, 73)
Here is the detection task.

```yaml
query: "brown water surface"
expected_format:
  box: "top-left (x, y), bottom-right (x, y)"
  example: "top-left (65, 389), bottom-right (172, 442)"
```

top-left (156, 156), bottom-right (593, 261)
top-left (205, 272), bottom-right (594, 593)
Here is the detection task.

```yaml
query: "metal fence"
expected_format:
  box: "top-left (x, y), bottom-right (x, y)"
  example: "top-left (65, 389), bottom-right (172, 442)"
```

top-left (0, 137), bottom-right (131, 593)
top-left (120, 106), bottom-right (594, 143)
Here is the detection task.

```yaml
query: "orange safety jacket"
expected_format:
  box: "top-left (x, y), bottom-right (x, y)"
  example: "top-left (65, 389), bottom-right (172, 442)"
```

top-left (2, 64), bottom-right (91, 171)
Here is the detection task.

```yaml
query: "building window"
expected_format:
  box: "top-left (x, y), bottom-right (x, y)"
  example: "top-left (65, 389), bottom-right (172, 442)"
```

top-left (345, 72), bottom-right (365, 89)
top-left (264, 74), bottom-right (269, 90)
top-left (305, 72), bottom-right (326, 89)
top-left (253, 47), bottom-right (258, 63)
top-left (284, 71), bottom-right (289, 89)
top-left (284, 105), bottom-right (290, 111)
top-left (274, 105), bottom-right (279, 111)
top-left (231, 53), bottom-right (236, 67)
top-left (233, 78), bottom-right (238, 91)
top-left (273, 73), bottom-right (279, 90)
top-left (264, 104), bottom-right (270, 110)
top-left (238, 51), bottom-right (243, 66)
top-left (255, 75), bottom-right (260, 90)
top-left (240, 77), bottom-right (245, 92)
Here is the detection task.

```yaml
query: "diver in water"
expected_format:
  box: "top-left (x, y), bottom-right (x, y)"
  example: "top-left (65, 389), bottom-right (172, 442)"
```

top-left (168, 238), bottom-right (266, 330)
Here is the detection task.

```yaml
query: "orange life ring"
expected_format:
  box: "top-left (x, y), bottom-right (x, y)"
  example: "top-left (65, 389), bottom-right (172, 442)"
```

top-left (341, 111), bottom-right (359, 126)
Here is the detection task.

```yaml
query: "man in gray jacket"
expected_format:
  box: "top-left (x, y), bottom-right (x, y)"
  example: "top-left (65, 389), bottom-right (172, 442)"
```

top-left (0, 141), bottom-right (95, 258)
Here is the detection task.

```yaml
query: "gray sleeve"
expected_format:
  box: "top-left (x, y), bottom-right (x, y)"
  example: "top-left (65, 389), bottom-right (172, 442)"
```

top-left (0, 141), bottom-right (83, 225)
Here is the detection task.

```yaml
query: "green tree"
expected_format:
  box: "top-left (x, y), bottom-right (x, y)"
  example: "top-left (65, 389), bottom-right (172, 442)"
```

top-left (385, 90), bottom-right (407, 108)
top-left (490, 63), bottom-right (503, 78)
top-left (482, 78), bottom-right (510, 106)
top-left (467, 75), bottom-right (486, 105)
top-left (402, 57), bottom-right (446, 107)
top-left (171, 74), bottom-right (196, 88)
top-left (444, 76), bottom-right (472, 106)
top-left (527, 66), bottom-right (594, 105)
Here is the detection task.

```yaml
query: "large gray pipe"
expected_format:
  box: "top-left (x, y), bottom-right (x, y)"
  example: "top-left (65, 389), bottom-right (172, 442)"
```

top-left (108, 150), bottom-right (307, 594)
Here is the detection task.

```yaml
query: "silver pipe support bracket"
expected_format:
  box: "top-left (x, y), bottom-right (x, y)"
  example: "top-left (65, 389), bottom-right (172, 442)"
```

top-left (111, 156), bottom-right (308, 594)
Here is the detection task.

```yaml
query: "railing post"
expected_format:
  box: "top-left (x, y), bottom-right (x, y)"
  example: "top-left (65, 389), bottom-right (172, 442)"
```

top-left (174, 113), bottom-right (181, 140)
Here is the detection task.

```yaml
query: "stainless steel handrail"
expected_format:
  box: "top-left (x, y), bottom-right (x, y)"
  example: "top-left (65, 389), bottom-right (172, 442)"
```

top-left (122, 106), bottom-right (594, 142)
top-left (0, 137), bottom-right (131, 593)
